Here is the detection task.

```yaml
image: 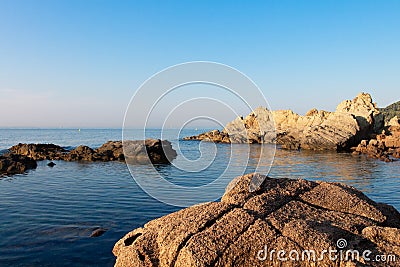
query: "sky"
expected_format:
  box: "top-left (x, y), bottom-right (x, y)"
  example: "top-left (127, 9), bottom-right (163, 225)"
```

top-left (0, 0), bottom-right (399, 128)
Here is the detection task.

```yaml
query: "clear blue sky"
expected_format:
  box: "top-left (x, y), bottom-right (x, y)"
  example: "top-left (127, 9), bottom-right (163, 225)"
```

top-left (0, 0), bottom-right (399, 128)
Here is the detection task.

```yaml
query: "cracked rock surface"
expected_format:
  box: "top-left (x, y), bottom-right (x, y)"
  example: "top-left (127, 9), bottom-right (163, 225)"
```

top-left (113, 173), bottom-right (400, 267)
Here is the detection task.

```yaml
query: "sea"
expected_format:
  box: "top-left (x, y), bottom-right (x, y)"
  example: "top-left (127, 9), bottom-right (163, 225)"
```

top-left (0, 128), bottom-right (399, 266)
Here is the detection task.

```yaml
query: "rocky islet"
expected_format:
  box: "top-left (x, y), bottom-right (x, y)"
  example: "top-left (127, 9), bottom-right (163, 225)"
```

top-left (0, 139), bottom-right (177, 176)
top-left (184, 93), bottom-right (388, 152)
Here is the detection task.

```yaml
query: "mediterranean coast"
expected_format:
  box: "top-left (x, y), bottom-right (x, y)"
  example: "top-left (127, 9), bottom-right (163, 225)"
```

top-left (1, 93), bottom-right (400, 266)
top-left (1, 1), bottom-right (400, 266)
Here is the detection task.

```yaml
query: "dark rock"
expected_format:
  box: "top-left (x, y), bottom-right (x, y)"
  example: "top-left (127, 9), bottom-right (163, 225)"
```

top-left (63, 145), bottom-right (95, 161)
top-left (124, 139), bottom-right (177, 164)
top-left (380, 101), bottom-right (400, 125)
top-left (62, 139), bottom-right (177, 163)
top-left (95, 141), bottom-right (122, 161)
top-left (47, 162), bottom-right (56, 167)
top-left (90, 227), bottom-right (107, 237)
top-left (3, 139), bottom-right (177, 177)
top-left (0, 154), bottom-right (37, 176)
top-left (114, 173), bottom-right (400, 267)
top-left (9, 139), bottom-right (177, 164)
top-left (9, 143), bottom-right (67, 160)
top-left (276, 132), bottom-right (301, 150)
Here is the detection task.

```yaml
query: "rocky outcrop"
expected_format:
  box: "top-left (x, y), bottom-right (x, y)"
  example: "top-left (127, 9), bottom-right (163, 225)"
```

top-left (64, 145), bottom-right (96, 161)
top-left (184, 93), bottom-right (384, 151)
top-left (124, 139), bottom-right (177, 164)
top-left (4, 139), bottom-right (177, 175)
top-left (380, 101), bottom-right (400, 125)
top-left (352, 121), bottom-right (400, 161)
top-left (184, 107), bottom-right (275, 144)
top-left (0, 154), bottom-right (37, 176)
top-left (62, 140), bottom-right (177, 164)
top-left (184, 129), bottom-right (230, 143)
top-left (9, 143), bottom-right (67, 160)
top-left (113, 173), bottom-right (400, 267)
top-left (336, 93), bottom-right (383, 133)
top-left (9, 139), bottom-right (176, 164)
top-left (63, 141), bottom-right (125, 162)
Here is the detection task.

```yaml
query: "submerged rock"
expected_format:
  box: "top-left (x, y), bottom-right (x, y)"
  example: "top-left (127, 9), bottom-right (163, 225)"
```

top-left (47, 162), bottom-right (56, 167)
top-left (113, 173), bottom-right (400, 267)
top-left (184, 93), bottom-right (384, 151)
top-left (90, 227), bottom-right (107, 238)
top-left (0, 154), bottom-right (37, 176)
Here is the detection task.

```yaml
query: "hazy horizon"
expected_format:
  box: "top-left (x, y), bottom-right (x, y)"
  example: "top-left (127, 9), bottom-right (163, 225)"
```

top-left (1, 0), bottom-right (399, 128)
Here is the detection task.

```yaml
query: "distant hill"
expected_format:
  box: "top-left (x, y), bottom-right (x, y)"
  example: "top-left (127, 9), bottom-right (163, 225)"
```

top-left (380, 100), bottom-right (400, 124)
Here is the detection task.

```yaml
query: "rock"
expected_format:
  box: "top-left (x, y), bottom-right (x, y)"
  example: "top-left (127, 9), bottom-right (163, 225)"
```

top-left (299, 111), bottom-right (360, 150)
top-left (185, 93), bottom-right (383, 151)
top-left (352, 124), bottom-right (400, 161)
top-left (3, 139), bottom-right (177, 176)
top-left (388, 116), bottom-right (400, 127)
top-left (0, 154), bottom-right (37, 176)
top-left (275, 132), bottom-right (301, 150)
top-left (96, 141), bottom-right (124, 161)
top-left (360, 139), bottom-right (368, 146)
top-left (124, 139), bottom-right (177, 164)
top-left (90, 227), bottom-right (107, 237)
top-left (63, 139), bottom-right (176, 163)
top-left (113, 173), bottom-right (400, 267)
top-left (183, 130), bottom-right (230, 143)
top-left (47, 162), bottom-right (56, 167)
top-left (64, 145), bottom-right (95, 161)
top-left (223, 107), bottom-right (276, 143)
top-left (380, 100), bottom-right (400, 125)
top-left (9, 143), bottom-right (67, 160)
top-left (336, 92), bottom-right (383, 133)
top-left (184, 107), bottom-right (276, 144)
top-left (9, 139), bottom-right (177, 164)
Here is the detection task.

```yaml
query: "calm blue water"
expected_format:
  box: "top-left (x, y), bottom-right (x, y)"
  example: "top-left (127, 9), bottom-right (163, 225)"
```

top-left (0, 129), bottom-right (399, 266)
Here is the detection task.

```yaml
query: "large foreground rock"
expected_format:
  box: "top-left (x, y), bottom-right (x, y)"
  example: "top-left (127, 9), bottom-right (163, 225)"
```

top-left (113, 173), bottom-right (400, 267)
top-left (0, 154), bottom-right (37, 176)
top-left (185, 93), bottom-right (384, 151)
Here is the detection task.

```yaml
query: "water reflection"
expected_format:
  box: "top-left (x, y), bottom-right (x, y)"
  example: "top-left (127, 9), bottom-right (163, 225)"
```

top-left (149, 141), bottom-right (399, 203)
top-left (0, 136), bottom-right (399, 266)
